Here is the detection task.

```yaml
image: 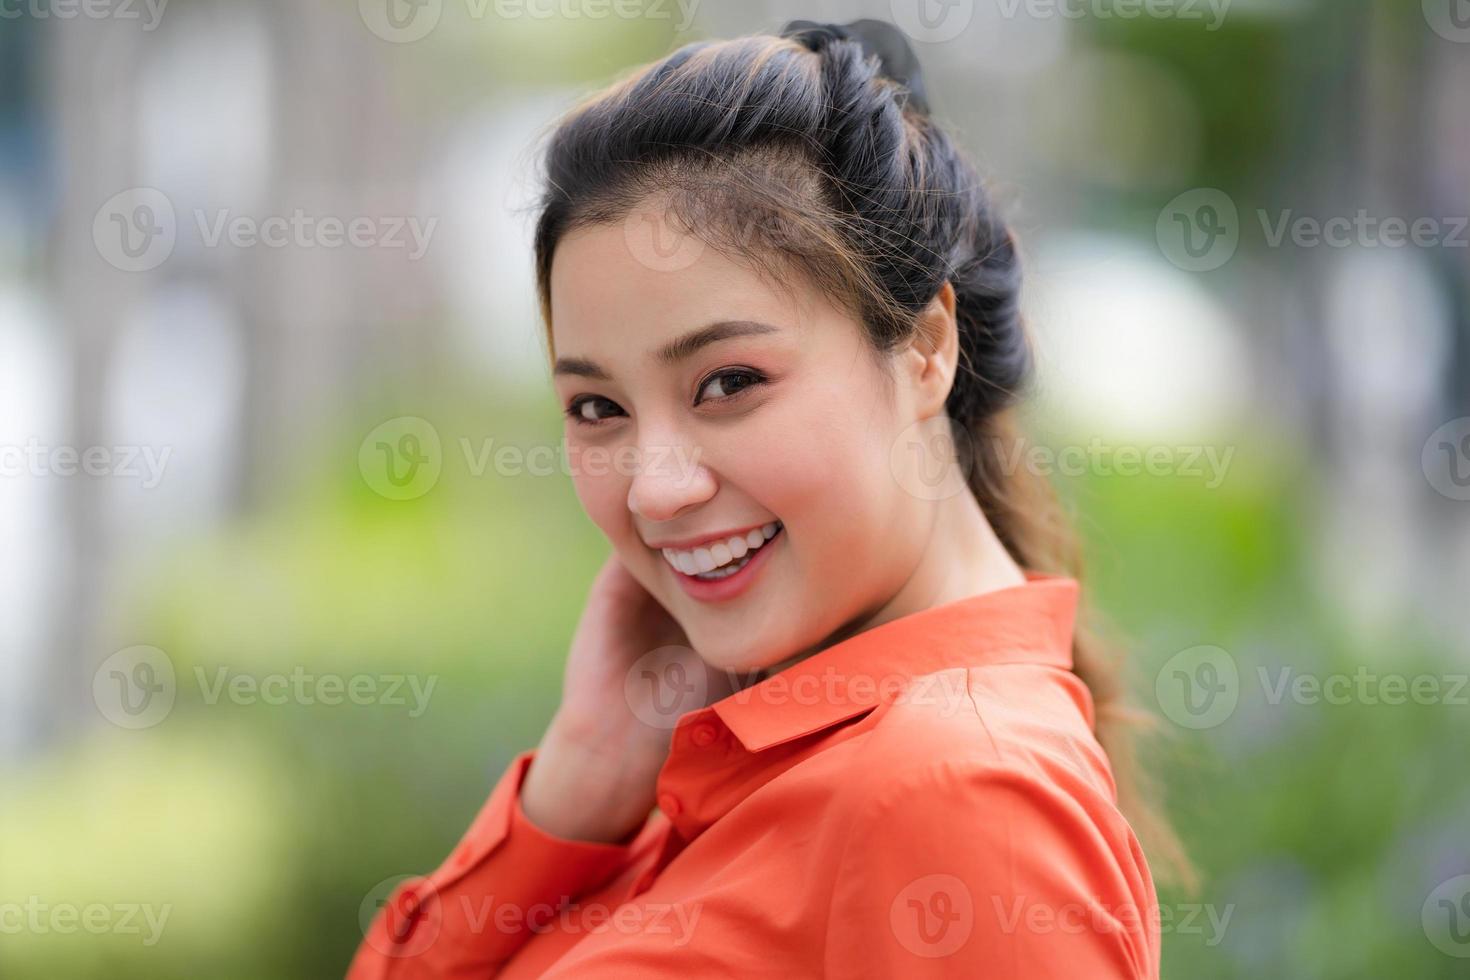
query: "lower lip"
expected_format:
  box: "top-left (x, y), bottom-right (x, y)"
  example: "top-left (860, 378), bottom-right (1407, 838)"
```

top-left (666, 526), bottom-right (783, 602)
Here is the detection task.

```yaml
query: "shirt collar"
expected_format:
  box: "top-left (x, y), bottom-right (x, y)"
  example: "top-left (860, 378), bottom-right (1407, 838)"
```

top-left (706, 571), bottom-right (1079, 753)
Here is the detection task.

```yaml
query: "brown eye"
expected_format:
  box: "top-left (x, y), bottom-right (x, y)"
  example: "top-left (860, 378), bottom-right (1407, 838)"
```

top-left (696, 369), bottom-right (766, 404)
top-left (564, 396), bottom-right (624, 426)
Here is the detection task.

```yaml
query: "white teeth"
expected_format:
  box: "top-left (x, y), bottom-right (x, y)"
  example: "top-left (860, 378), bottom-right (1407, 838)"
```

top-left (693, 547), bottom-right (716, 573)
top-left (660, 521), bottom-right (782, 577)
top-left (694, 557), bottom-right (747, 580)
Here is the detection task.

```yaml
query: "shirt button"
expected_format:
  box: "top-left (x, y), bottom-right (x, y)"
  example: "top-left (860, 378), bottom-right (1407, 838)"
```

top-left (390, 887), bottom-right (422, 943)
top-left (690, 723), bottom-right (718, 747)
top-left (373, 879), bottom-right (444, 959)
top-left (657, 792), bottom-right (682, 818)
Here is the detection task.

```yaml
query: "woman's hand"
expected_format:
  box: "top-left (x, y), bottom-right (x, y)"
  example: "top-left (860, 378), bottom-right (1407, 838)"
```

top-left (520, 553), bottom-right (733, 843)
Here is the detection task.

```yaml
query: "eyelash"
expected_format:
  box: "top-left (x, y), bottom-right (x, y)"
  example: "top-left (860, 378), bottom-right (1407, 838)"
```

top-left (563, 368), bottom-right (769, 427)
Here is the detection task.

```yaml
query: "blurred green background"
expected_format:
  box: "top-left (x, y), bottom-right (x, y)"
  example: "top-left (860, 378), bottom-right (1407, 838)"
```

top-left (2, 1), bottom-right (1468, 977)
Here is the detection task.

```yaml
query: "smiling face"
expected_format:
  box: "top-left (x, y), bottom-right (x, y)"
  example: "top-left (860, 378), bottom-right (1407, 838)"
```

top-left (548, 207), bottom-right (954, 671)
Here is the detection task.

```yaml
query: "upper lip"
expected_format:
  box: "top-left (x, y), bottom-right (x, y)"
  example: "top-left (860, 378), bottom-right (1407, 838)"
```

top-left (644, 520), bottom-right (781, 552)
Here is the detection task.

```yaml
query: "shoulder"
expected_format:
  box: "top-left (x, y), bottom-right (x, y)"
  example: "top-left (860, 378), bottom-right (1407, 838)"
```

top-left (819, 667), bottom-right (1161, 976)
top-left (844, 661), bottom-right (1119, 813)
top-left (822, 663), bottom-right (1157, 929)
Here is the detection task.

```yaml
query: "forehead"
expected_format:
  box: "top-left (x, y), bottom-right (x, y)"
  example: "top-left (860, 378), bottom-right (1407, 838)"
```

top-left (547, 219), bottom-right (814, 361)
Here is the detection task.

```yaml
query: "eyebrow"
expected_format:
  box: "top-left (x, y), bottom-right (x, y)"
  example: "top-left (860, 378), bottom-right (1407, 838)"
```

top-left (552, 320), bottom-right (782, 380)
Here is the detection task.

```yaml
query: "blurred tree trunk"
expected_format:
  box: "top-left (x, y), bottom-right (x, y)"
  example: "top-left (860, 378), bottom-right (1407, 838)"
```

top-left (42, 17), bottom-right (145, 744)
top-left (234, 0), bottom-right (443, 512)
top-left (38, 0), bottom-right (443, 748)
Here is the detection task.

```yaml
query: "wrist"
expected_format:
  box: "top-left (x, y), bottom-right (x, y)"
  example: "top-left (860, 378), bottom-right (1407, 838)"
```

top-left (521, 725), bottom-right (653, 843)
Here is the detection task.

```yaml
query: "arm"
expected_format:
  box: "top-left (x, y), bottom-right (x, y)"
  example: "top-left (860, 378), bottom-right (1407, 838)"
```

top-left (824, 759), bottom-right (1161, 979)
top-left (347, 748), bottom-right (650, 980)
top-left (348, 554), bottom-right (725, 977)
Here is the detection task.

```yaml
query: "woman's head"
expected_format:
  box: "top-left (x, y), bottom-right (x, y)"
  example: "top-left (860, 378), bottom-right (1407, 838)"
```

top-left (535, 26), bottom-right (1033, 670)
top-left (531, 20), bottom-right (1195, 891)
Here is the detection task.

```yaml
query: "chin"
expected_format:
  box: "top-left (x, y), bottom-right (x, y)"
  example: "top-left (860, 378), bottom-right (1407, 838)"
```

top-left (687, 636), bottom-right (747, 673)
top-left (689, 629), bottom-right (787, 680)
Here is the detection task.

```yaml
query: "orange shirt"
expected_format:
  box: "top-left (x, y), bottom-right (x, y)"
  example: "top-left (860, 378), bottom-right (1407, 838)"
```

top-left (348, 572), bottom-right (1161, 978)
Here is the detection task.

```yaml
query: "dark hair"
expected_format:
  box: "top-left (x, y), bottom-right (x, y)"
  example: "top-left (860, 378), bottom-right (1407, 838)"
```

top-left (530, 24), bottom-right (1194, 891)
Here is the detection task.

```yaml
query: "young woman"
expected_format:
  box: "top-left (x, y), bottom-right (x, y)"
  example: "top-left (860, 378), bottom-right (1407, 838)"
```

top-left (350, 18), bottom-right (1187, 979)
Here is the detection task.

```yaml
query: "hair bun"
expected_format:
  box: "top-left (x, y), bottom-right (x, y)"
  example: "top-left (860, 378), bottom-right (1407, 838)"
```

top-left (778, 18), bottom-right (931, 116)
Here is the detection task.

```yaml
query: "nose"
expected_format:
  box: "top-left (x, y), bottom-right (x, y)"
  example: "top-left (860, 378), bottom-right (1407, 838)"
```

top-left (626, 429), bottom-right (716, 524)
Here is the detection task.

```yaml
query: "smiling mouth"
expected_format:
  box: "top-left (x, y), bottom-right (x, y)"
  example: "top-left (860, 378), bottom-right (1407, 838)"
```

top-left (660, 521), bottom-right (783, 581)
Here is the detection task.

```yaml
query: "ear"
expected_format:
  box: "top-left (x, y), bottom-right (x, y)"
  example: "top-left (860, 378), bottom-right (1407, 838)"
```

top-left (900, 280), bottom-right (959, 420)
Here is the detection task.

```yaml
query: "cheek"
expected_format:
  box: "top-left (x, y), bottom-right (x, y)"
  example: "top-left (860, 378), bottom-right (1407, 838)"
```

top-left (569, 447), bottom-right (634, 537)
top-left (726, 389), bottom-right (898, 537)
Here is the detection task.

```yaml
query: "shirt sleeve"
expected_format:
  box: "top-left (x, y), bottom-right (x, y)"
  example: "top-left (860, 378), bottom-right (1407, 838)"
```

top-left (824, 758), bottom-right (1161, 979)
top-left (346, 748), bottom-right (649, 980)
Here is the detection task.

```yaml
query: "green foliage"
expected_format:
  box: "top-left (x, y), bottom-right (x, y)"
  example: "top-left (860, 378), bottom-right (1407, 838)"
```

top-left (3, 404), bottom-right (1463, 978)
